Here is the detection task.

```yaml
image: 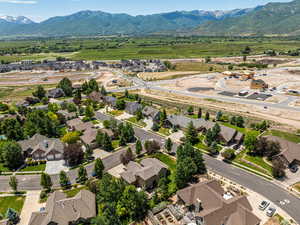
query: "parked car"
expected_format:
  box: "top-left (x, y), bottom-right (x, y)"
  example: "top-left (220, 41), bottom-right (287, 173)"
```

top-left (290, 165), bottom-right (298, 173)
top-left (259, 200), bottom-right (270, 210)
top-left (266, 207), bottom-right (276, 217)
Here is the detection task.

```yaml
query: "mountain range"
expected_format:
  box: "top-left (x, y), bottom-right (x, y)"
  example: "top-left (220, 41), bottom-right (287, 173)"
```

top-left (0, 0), bottom-right (299, 37)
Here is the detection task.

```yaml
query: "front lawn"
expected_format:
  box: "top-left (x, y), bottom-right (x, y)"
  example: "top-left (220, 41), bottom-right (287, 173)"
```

top-left (221, 122), bottom-right (260, 136)
top-left (127, 116), bottom-right (146, 127)
top-left (293, 182), bottom-right (300, 192)
top-left (0, 196), bottom-right (25, 215)
top-left (0, 163), bottom-right (11, 172)
top-left (20, 164), bottom-right (46, 172)
top-left (244, 154), bottom-right (273, 175)
top-left (109, 110), bottom-right (124, 117)
top-left (265, 129), bottom-right (300, 143)
top-left (112, 139), bottom-right (120, 149)
top-left (64, 186), bottom-right (88, 198)
top-left (158, 127), bottom-right (171, 136)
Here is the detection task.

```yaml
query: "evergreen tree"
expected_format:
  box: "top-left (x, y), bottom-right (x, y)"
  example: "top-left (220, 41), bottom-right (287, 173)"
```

top-left (40, 173), bottom-right (52, 191)
top-left (187, 106), bottom-right (194, 115)
top-left (158, 176), bottom-right (169, 201)
top-left (77, 165), bottom-right (88, 184)
top-left (160, 109), bottom-right (167, 126)
top-left (135, 139), bottom-right (142, 155)
top-left (96, 131), bottom-right (104, 147)
top-left (164, 138), bottom-right (173, 153)
top-left (6, 208), bottom-right (20, 225)
top-left (151, 122), bottom-right (160, 131)
top-left (32, 85), bottom-right (46, 100)
top-left (206, 129), bottom-right (214, 146)
top-left (205, 112), bottom-right (210, 121)
top-left (209, 141), bottom-right (218, 155)
top-left (94, 158), bottom-right (105, 179)
top-left (59, 171), bottom-right (70, 189)
top-left (185, 121), bottom-right (198, 145)
top-left (103, 133), bottom-right (114, 152)
top-left (230, 116), bottom-right (237, 125)
top-left (100, 86), bottom-right (107, 96)
top-left (124, 89), bottom-right (129, 98)
top-left (136, 108), bottom-right (143, 121)
top-left (212, 123), bottom-right (221, 139)
top-left (85, 105), bottom-right (95, 119)
top-left (236, 116), bottom-right (245, 128)
top-left (216, 111), bottom-right (223, 121)
top-left (197, 108), bottom-right (202, 119)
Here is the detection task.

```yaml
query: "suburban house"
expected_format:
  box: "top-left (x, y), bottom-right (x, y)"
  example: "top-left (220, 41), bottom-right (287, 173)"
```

top-left (28, 190), bottom-right (96, 225)
top-left (125, 101), bottom-right (142, 115)
top-left (88, 91), bottom-right (103, 102)
top-left (142, 106), bottom-right (161, 122)
top-left (66, 118), bottom-right (94, 132)
top-left (57, 110), bottom-right (77, 120)
top-left (81, 128), bottom-right (98, 149)
top-left (266, 135), bottom-right (300, 167)
top-left (177, 180), bottom-right (260, 225)
top-left (47, 88), bottom-right (65, 98)
top-left (167, 115), bottom-right (243, 145)
top-left (120, 158), bottom-right (168, 189)
top-left (103, 96), bottom-right (117, 108)
top-left (18, 134), bottom-right (64, 161)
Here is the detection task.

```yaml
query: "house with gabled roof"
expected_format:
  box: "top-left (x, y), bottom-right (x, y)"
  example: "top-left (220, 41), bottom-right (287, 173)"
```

top-left (142, 106), bottom-right (161, 123)
top-left (120, 158), bottom-right (168, 190)
top-left (177, 180), bottom-right (260, 225)
top-left (18, 134), bottom-right (64, 161)
top-left (125, 101), bottom-right (142, 115)
top-left (28, 190), bottom-right (96, 225)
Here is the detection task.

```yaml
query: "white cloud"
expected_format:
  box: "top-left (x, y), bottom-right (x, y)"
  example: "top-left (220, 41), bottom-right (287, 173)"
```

top-left (0, 0), bottom-right (37, 4)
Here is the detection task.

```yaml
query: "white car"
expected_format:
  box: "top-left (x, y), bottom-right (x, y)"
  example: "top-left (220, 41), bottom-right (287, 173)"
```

top-left (266, 207), bottom-right (276, 217)
top-left (259, 200), bottom-right (270, 211)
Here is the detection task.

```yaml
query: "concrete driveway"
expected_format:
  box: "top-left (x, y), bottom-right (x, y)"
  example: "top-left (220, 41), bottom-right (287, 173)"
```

top-left (19, 191), bottom-right (45, 225)
top-left (93, 149), bottom-right (112, 159)
top-left (45, 160), bottom-right (69, 175)
top-left (284, 168), bottom-right (300, 186)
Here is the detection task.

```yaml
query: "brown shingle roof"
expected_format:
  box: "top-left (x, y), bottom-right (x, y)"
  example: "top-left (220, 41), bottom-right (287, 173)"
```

top-left (28, 190), bottom-right (96, 225)
top-left (81, 128), bottom-right (98, 145)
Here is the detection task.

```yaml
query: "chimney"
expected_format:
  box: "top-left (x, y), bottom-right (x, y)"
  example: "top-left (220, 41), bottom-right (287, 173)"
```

top-left (195, 198), bottom-right (202, 213)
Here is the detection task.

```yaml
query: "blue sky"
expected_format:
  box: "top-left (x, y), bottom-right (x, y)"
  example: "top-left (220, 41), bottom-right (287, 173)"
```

top-left (0, 0), bottom-right (293, 22)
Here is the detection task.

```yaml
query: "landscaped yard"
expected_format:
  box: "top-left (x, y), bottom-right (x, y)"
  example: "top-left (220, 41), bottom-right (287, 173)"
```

top-left (244, 154), bottom-right (273, 175)
top-left (64, 186), bottom-right (88, 198)
top-left (265, 129), bottom-right (300, 143)
top-left (0, 163), bottom-right (11, 172)
top-left (20, 164), bottom-right (46, 172)
top-left (0, 196), bottom-right (25, 215)
top-left (127, 116), bottom-right (146, 127)
top-left (158, 127), bottom-right (171, 136)
top-left (109, 110), bottom-right (124, 117)
top-left (221, 122), bottom-right (260, 136)
top-left (112, 139), bottom-right (120, 149)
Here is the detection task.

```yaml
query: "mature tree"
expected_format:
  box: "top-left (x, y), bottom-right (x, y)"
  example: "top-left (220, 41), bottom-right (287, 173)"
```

top-left (24, 110), bottom-right (58, 138)
top-left (116, 185), bottom-right (148, 221)
top-left (0, 102), bottom-right (9, 112)
top-left (144, 140), bottom-right (160, 155)
top-left (124, 89), bottom-right (129, 98)
top-left (120, 147), bottom-right (134, 165)
top-left (94, 158), bottom-right (105, 179)
top-left (230, 116), bottom-right (237, 125)
top-left (187, 106), bottom-right (194, 115)
top-left (32, 85), bottom-right (46, 100)
top-left (212, 123), bottom-right (221, 139)
top-left (244, 131), bottom-right (258, 152)
top-left (92, 205), bottom-right (122, 225)
top-left (102, 133), bottom-right (114, 152)
top-left (272, 159), bottom-right (286, 179)
top-left (85, 105), bottom-right (95, 119)
top-left (193, 149), bottom-right (206, 174)
top-left (236, 116), bottom-right (245, 128)
top-left (59, 171), bottom-right (70, 189)
top-left (216, 111), bottom-right (223, 121)
top-left (0, 141), bottom-right (24, 170)
top-left (73, 89), bottom-right (82, 105)
top-left (77, 166), bottom-right (88, 184)
top-left (57, 77), bottom-right (73, 96)
top-left (40, 173), bottom-right (52, 191)
top-left (63, 143), bottom-right (84, 166)
top-left (209, 141), bottom-right (218, 155)
top-left (205, 129), bottom-right (214, 146)
top-left (151, 122), bottom-right (160, 132)
top-left (160, 109), bottom-right (167, 126)
top-left (164, 138), bottom-right (173, 153)
top-left (135, 139), bottom-right (143, 155)
top-left (252, 137), bottom-right (281, 159)
top-left (66, 102), bottom-right (77, 113)
top-left (158, 176), bottom-right (169, 201)
top-left (205, 112), bottom-right (210, 121)
top-left (96, 130), bottom-right (104, 147)
top-left (9, 176), bottom-right (18, 192)
top-left (0, 118), bottom-right (23, 141)
top-left (197, 108), bottom-right (202, 119)
top-left (116, 99), bottom-right (126, 110)
top-left (61, 131), bottom-right (80, 144)
top-left (6, 208), bottom-right (20, 225)
top-left (100, 86), bottom-right (107, 96)
top-left (136, 108), bottom-right (143, 121)
top-left (175, 157), bottom-right (197, 189)
top-left (185, 121), bottom-right (198, 145)
top-left (88, 79), bottom-right (99, 93)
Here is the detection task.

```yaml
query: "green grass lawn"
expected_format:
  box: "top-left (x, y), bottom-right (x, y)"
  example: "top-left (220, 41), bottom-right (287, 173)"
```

top-left (158, 127), bottom-right (171, 136)
top-left (0, 196), bottom-right (25, 215)
top-left (194, 141), bottom-right (209, 151)
top-left (221, 122), bottom-right (260, 136)
top-left (64, 186), bottom-right (88, 198)
top-left (0, 163), bottom-right (11, 172)
top-left (265, 129), bottom-right (300, 143)
top-left (109, 110), bottom-right (124, 117)
top-left (244, 154), bottom-right (273, 175)
top-left (127, 116), bottom-right (146, 127)
top-left (112, 140), bottom-right (120, 149)
top-left (19, 164), bottom-right (46, 172)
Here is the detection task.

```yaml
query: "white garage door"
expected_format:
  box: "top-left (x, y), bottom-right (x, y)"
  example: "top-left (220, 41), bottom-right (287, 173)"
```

top-left (55, 154), bottom-right (62, 159)
top-left (47, 155), bottom-right (54, 160)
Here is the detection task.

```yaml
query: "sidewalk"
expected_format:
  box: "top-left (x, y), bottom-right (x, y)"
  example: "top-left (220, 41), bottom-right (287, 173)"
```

top-left (19, 191), bottom-right (44, 225)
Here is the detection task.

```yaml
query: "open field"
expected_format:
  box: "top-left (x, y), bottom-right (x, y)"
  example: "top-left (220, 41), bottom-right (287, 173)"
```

top-left (138, 71), bottom-right (201, 81)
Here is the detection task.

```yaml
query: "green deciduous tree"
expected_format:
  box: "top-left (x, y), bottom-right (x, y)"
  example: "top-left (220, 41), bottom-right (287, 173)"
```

top-left (57, 77), bottom-right (73, 96)
top-left (9, 176), bottom-right (18, 192)
top-left (135, 139), bottom-right (142, 155)
top-left (0, 141), bottom-right (24, 170)
top-left (32, 85), bottom-right (46, 100)
top-left (40, 173), bottom-right (52, 191)
top-left (164, 138), bottom-right (173, 153)
top-left (77, 165), bottom-right (88, 184)
top-left (59, 171), bottom-right (70, 189)
top-left (94, 158), bottom-right (105, 179)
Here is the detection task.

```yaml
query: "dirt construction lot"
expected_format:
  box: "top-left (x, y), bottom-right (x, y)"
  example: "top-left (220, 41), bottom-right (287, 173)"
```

top-left (138, 71), bottom-right (201, 81)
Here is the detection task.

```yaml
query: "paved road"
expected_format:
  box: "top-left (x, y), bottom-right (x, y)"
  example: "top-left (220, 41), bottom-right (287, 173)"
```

top-left (1, 112), bottom-right (300, 223)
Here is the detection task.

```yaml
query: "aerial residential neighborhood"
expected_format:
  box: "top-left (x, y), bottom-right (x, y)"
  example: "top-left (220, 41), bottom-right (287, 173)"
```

top-left (0, 1), bottom-right (300, 225)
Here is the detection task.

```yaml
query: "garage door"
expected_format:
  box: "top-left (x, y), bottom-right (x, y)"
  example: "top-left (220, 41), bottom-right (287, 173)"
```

top-left (55, 154), bottom-right (62, 159)
top-left (47, 155), bottom-right (54, 160)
